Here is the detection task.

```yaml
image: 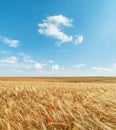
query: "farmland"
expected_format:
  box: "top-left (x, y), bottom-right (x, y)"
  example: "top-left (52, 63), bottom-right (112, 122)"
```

top-left (0, 77), bottom-right (116, 130)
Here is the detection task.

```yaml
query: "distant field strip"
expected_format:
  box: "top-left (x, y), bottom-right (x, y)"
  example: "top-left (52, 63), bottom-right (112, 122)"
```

top-left (0, 81), bottom-right (116, 130)
top-left (1, 77), bottom-right (116, 83)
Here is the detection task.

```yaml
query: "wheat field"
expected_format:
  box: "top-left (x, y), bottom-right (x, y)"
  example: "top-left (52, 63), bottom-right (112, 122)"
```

top-left (0, 79), bottom-right (116, 130)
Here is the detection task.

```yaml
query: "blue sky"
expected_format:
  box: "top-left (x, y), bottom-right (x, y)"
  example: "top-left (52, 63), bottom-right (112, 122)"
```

top-left (0, 0), bottom-right (116, 76)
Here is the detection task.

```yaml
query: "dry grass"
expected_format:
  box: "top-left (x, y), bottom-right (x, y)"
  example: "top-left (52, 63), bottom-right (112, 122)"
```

top-left (0, 81), bottom-right (116, 130)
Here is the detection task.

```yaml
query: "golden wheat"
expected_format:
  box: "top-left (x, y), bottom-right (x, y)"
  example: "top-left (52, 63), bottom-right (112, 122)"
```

top-left (0, 81), bottom-right (116, 130)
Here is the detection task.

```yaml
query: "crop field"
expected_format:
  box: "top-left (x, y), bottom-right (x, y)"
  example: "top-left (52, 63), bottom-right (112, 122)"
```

top-left (0, 78), bottom-right (116, 130)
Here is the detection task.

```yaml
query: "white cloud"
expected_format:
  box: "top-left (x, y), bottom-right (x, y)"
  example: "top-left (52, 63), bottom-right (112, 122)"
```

top-left (34, 63), bottom-right (43, 70)
top-left (11, 69), bottom-right (23, 73)
top-left (0, 56), bottom-right (18, 64)
top-left (18, 53), bottom-right (35, 63)
top-left (74, 64), bottom-right (86, 69)
top-left (1, 56), bottom-right (116, 76)
top-left (0, 54), bottom-right (49, 75)
top-left (38, 15), bottom-right (73, 44)
top-left (75, 35), bottom-right (84, 45)
top-left (0, 55), bottom-right (34, 69)
top-left (0, 50), bottom-right (10, 54)
top-left (113, 63), bottom-right (116, 68)
top-left (92, 67), bottom-right (113, 72)
top-left (0, 36), bottom-right (20, 48)
top-left (48, 60), bottom-right (54, 63)
top-left (52, 64), bottom-right (59, 70)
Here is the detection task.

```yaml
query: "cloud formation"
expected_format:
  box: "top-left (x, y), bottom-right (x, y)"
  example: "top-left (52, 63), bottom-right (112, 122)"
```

top-left (92, 67), bottom-right (113, 72)
top-left (75, 35), bottom-right (84, 45)
top-left (52, 64), bottom-right (60, 70)
top-left (0, 36), bottom-right (20, 48)
top-left (38, 15), bottom-right (84, 46)
top-left (74, 64), bottom-right (86, 69)
top-left (1, 53), bottom-right (116, 76)
top-left (113, 63), bottom-right (116, 68)
top-left (18, 53), bottom-right (35, 63)
top-left (48, 60), bottom-right (54, 63)
top-left (38, 15), bottom-right (73, 44)
top-left (0, 56), bottom-right (18, 64)
top-left (34, 63), bottom-right (43, 70)
top-left (0, 50), bottom-right (10, 54)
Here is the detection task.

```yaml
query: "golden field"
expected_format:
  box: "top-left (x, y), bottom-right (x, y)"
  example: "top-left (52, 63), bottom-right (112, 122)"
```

top-left (0, 78), bottom-right (116, 130)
